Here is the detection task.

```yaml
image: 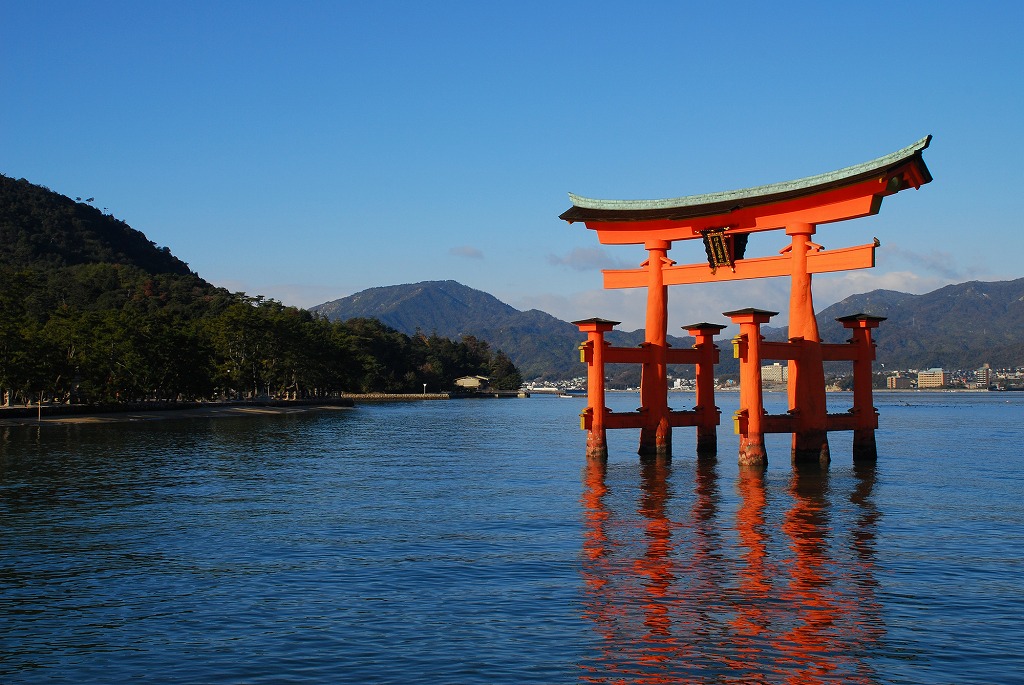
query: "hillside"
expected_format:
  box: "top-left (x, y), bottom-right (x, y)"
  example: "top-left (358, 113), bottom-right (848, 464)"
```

top-left (814, 279), bottom-right (1024, 370)
top-left (0, 174), bottom-right (194, 276)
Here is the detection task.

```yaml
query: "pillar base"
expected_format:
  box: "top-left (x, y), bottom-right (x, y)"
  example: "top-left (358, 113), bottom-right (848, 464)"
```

top-left (696, 426), bottom-right (718, 458)
top-left (738, 435), bottom-right (767, 469)
top-left (852, 428), bottom-right (878, 462)
top-left (792, 430), bottom-right (830, 466)
top-left (639, 425), bottom-right (671, 461)
top-left (585, 430), bottom-right (608, 461)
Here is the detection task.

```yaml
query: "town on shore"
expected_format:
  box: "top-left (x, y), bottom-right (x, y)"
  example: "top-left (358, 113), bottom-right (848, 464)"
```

top-left (527, 362), bottom-right (1024, 394)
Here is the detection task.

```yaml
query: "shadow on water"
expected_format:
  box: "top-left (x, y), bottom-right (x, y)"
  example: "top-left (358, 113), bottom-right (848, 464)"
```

top-left (577, 458), bottom-right (883, 683)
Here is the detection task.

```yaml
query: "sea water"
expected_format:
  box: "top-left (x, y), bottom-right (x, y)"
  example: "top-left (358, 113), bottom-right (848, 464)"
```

top-left (1, 392), bottom-right (1022, 684)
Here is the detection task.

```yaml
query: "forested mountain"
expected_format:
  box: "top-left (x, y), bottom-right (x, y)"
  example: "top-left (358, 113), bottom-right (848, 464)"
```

top-left (813, 279), bottom-right (1024, 370)
top-left (313, 280), bottom-right (520, 337)
top-left (0, 175), bottom-right (521, 406)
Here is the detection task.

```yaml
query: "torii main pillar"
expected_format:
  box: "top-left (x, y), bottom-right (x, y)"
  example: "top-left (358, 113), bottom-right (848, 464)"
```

top-left (639, 240), bottom-right (672, 456)
top-left (561, 137), bottom-right (933, 463)
top-left (786, 222), bottom-right (830, 464)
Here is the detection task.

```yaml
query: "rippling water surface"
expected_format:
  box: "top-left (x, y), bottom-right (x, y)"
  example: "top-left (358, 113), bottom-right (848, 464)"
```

top-left (2, 392), bottom-right (1022, 683)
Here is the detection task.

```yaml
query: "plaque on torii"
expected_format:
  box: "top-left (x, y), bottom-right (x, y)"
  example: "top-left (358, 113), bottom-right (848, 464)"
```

top-left (561, 136), bottom-right (932, 465)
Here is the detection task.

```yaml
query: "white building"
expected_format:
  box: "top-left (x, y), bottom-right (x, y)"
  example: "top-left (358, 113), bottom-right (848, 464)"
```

top-left (761, 362), bottom-right (788, 384)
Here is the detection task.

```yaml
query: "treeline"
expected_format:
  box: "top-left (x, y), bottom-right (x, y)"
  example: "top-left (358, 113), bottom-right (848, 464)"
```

top-left (0, 263), bottom-right (522, 406)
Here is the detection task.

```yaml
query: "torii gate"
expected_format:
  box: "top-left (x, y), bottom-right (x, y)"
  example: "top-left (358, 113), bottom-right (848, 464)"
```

top-left (561, 136), bottom-right (932, 465)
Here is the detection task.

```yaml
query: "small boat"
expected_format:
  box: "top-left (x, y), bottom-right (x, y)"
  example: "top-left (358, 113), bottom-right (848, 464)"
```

top-left (558, 393), bottom-right (582, 398)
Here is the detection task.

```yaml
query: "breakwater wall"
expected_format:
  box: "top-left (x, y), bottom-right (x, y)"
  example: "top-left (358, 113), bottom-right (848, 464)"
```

top-left (343, 393), bottom-right (451, 402)
top-left (343, 391), bottom-right (528, 401)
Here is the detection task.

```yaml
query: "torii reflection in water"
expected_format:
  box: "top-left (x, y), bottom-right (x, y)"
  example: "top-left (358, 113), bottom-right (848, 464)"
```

top-left (577, 459), bottom-right (882, 683)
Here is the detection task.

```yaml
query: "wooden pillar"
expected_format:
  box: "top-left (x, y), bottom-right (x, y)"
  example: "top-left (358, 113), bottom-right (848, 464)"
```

top-left (838, 314), bottom-right (885, 462)
top-left (574, 318), bottom-right (619, 460)
top-left (684, 322), bottom-right (726, 457)
top-left (725, 308), bottom-right (777, 468)
top-left (786, 223), bottom-right (830, 466)
top-left (639, 240), bottom-right (674, 459)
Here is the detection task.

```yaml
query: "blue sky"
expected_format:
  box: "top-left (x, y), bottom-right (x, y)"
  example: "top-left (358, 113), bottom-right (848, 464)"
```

top-left (4, 1), bottom-right (1022, 330)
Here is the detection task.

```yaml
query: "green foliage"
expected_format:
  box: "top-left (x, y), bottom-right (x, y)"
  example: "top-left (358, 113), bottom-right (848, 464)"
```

top-left (0, 266), bottom-right (522, 404)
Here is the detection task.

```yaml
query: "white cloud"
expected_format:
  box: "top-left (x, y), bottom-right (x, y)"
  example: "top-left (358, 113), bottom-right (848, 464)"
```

top-left (449, 245), bottom-right (485, 260)
top-left (546, 246), bottom-right (636, 272)
top-left (880, 244), bottom-right (964, 280)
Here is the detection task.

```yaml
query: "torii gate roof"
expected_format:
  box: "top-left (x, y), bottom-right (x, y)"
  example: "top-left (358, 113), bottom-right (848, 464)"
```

top-left (560, 136), bottom-right (932, 232)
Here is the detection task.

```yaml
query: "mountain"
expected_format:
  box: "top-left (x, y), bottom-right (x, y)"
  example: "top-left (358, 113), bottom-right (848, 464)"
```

top-left (312, 280), bottom-right (698, 383)
top-left (312, 280), bottom-right (519, 338)
top-left (813, 279), bottom-right (1024, 370)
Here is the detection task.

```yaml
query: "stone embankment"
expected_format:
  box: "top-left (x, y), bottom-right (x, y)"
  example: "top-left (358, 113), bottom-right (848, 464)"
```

top-left (342, 393), bottom-right (451, 401)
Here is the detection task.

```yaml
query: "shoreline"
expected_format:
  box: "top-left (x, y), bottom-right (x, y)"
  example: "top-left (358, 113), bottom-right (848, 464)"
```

top-left (0, 398), bottom-right (357, 427)
top-left (5, 387), bottom-right (1004, 427)
top-left (0, 392), bottom-right (516, 427)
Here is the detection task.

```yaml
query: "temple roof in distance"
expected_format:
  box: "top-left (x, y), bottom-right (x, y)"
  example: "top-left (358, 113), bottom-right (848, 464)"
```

top-left (560, 136), bottom-right (932, 224)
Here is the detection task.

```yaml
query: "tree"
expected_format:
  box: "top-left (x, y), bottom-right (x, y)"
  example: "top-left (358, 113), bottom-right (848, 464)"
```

top-left (489, 350), bottom-right (522, 391)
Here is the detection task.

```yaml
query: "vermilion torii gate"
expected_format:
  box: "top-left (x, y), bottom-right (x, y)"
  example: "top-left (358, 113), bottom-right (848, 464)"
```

top-left (562, 137), bottom-right (932, 465)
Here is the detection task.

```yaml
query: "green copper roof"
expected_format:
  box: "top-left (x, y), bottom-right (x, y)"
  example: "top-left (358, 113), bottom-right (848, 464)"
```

top-left (560, 136), bottom-right (931, 223)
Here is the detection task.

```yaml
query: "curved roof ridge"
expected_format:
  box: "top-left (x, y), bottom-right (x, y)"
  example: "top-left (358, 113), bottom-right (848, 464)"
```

top-left (566, 136), bottom-right (931, 212)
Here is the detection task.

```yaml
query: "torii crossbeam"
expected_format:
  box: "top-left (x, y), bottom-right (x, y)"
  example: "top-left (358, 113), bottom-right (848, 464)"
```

top-left (562, 136), bottom-right (932, 465)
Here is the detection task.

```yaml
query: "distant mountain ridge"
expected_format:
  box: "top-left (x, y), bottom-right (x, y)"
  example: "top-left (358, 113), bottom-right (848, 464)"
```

top-left (813, 279), bottom-right (1024, 370)
top-left (314, 277), bottom-right (1024, 381)
top-left (312, 280), bottom-right (695, 382)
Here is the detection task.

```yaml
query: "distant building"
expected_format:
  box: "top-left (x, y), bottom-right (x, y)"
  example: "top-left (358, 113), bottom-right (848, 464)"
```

top-left (975, 364), bottom-right (992, 389)
top-left (917, 368), bottom-right (947, 388)
top-left (761, 362), bottom-right (787, 384)
top-left (454, 375), bottom-right (490, 391)
top-left (887, 375), bottom-right (913, 389)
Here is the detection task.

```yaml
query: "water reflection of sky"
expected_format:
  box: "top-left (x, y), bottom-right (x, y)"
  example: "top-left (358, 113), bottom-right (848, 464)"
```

top-left (579, 458), bottom-right (882, 684)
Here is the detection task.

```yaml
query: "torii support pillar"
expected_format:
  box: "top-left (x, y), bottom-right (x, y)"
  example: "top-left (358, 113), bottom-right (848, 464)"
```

top-left (574, 317), bottom-right (618, 460)
top-left (726, 308), bottom-right (776, 469)
top-left (838, 314), bottom-right (885, 462)
top-left (684, 322), bottom-right (727, 457)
